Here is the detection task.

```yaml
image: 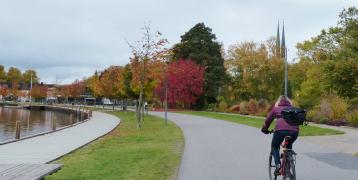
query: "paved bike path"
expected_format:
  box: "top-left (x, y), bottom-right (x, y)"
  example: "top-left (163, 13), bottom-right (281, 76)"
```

top-left (150, 112), bottom-right (358, 180)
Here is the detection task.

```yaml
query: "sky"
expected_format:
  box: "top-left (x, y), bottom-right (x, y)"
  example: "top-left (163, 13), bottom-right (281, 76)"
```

top-left (0, 0), bottom-right (356, 84)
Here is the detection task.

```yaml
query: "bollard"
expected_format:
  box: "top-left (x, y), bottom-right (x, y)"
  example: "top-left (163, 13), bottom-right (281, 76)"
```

top-left (15, 121), bottom-right (21, 140)
top-left (70, 113), bottom-right (73, 124)
top-left (51, 113), bottom-right (56, 131)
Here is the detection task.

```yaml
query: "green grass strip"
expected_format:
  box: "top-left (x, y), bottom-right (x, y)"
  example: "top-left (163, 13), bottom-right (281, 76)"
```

top-left (47, 111), bottom-right (184, 180)
top-left (181, 111), bottom-right (344, 136)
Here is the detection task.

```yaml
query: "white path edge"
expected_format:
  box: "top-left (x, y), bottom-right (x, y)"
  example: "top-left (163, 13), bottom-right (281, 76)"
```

top-left (0, 111), bottom-right (120, 164)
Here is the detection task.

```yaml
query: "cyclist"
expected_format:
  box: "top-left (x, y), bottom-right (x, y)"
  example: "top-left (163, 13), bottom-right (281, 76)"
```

top-left (261, 95), bottom-right (299, 175)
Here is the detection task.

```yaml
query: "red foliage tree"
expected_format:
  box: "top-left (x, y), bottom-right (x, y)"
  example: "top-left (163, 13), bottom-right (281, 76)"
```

top-left (154, 59), bottom-right (205, 108)
top-left (30, 84), bottom-right (48, 99)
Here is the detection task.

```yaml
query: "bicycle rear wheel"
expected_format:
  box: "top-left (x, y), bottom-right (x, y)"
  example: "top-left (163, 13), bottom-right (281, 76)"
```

top-left (283, 158), bottom-right (296, 180)
top-left (268, 153), bottom-right (278, 180)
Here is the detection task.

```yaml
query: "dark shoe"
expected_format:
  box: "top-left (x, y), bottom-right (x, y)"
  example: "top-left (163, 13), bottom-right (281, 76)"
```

top-left (274, 164), bottom-right (281, 176)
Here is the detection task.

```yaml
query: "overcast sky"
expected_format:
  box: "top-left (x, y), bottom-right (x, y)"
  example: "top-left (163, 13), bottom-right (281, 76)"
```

top-left (0, 0), bottom-right (356, 84)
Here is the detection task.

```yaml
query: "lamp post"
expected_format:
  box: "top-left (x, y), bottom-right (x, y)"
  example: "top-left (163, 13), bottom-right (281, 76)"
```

top-left (164, 58), bottom-right (169, 126)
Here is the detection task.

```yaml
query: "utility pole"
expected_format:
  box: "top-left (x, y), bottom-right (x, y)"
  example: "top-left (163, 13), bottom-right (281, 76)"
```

top-left (30, 74), bottom-right (33, 104)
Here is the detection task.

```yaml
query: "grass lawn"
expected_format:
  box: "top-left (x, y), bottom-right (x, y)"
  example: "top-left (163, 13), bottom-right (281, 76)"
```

top-left (181, 111), bottom-right (344, 136)
top-left (47, 111), bottom-right (184, 180)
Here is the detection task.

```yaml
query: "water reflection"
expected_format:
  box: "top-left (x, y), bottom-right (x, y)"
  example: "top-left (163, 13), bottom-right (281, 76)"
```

top-left (0, 107), bottom-right (84, 142)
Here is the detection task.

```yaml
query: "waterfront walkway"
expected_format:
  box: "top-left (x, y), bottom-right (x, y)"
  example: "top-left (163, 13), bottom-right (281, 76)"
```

top-left (0, 111), bottom-right (120, 164)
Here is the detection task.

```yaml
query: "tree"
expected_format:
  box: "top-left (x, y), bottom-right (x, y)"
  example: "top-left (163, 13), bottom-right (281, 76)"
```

top-left (67, 80), bottom-right (85, 102)
top-left (123, 64), bottom-right (135, 99)
top-left (172, 23), bottom-right (226, 107)
top-left (288, 59), bottom-right (312, 98)
top-left (86, 71), bottom-right (101, 98)
top-left (22, 70), bottom-right (39, 85)
top-left (296, 7), bottom-right (357, 98)
top-left (98, 66), bottom-right (125, 100)
top-left (30, 84), bottom-right (48, 101)
top-left (296, 65), bottom-right (326, 108)
top-left (0, 86), bottom-right (9, 101)
top-left (0, 65), bottom-right (6, 82)
top-left (226, 39), bottom-right (284, 101)
top-left (10, 80), bottom-right (20, 98)
top-left (128, 24), bottom-right (168, 128)
top-left (154, 59), bottom-right (205, 108)
top-left (6, 67), bottom-right (22, 83)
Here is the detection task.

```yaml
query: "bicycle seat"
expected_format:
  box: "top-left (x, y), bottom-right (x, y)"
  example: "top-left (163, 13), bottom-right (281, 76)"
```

top-left (284, 136), bottom-right (293, 141)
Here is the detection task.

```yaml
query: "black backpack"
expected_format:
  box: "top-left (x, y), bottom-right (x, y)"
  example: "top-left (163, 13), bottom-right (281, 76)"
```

top-left (281, 107), bottom-right (307, 126)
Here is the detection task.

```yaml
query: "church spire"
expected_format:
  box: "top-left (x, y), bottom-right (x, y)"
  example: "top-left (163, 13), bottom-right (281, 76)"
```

top-left (281, 21), bottom-right (288, 97)
top-left (276, 20), bottom-right (281, 57)
top-left (281, 21), bottom-right (286, 59)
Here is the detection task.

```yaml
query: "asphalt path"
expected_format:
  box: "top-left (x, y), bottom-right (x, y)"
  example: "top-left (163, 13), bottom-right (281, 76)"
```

top-left (150, 111), bottom-right (358, 180)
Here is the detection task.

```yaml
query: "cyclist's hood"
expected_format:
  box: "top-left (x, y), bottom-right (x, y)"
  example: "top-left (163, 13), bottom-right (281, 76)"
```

top-left (278, 99), bottom-right (291, 106)
top-left (274, 95), bottom-right (292, 107)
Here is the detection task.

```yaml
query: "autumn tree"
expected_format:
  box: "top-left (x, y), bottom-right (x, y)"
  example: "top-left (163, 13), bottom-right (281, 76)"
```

top-left (123, 64), bottom-right (135, 99)
top-left (30, 84), bottom-right (48, 101)
top-left (98, 66), bottom-right (125, 101)
top-left (10, 80), bottom-right (20, 98)
top-left (172, 23), bottom-right (226, 108)
top-left (86, 71), bottom-right (101, 97)
top-left (128, 24), bottom-right (168, 128)
top-left (66, 80), bottom-right (85, 103)
top-left (154, 59), bottom-right (205, 108)
top-left (226, 38), bottom-right (284, 102)
top-left (0, 86), bottom-right (9, 101)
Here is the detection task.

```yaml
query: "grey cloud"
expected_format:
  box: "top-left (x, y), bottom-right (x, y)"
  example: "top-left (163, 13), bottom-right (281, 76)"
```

top-left (0, 0), bottom-right (356, 83)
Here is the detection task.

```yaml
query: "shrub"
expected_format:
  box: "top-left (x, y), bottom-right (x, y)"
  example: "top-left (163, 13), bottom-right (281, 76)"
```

top-left (346, 110), bottom-right (358, 127)
top-left (257, 99), bottom-right (268, 111)
top-left (228, 104), bottom-right (240, 113)
top-left (218, 101), bottom-right (228, 112)
top-left (348, 97), bottom-right (358, 110)
top-left (207, 103), bottom-right (217, 112)
top-left (239, 101), bottom-right (249, 115)
top-left (307, 108), bottom-right (329, 124)
top-left (323, 94), bottom-right (348, 120)
top-left (247, 99), bottom-right (259, 115)
top-left (320, 99), bottom-right (334, 120)
top-left (307, 94), bottom-right (348, 126)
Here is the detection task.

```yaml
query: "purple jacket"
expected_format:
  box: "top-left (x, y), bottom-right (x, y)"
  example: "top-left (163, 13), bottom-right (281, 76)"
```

top-left (263, 101), bottom-right (299, 132)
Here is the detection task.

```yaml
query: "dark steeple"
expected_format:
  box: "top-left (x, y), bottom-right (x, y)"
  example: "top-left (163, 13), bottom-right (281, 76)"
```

top-left (281, 21), bottom-right (286, 59)
top-left (276, 20), bottom-right (281, 57)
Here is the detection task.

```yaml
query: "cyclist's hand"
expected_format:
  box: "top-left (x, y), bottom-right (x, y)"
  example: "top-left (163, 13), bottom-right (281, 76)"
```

top-left (261, 127), bottom-right (269, 134)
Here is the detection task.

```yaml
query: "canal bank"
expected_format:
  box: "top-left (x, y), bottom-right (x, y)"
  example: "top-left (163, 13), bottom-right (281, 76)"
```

top-left (0, 105), bottom-right (90, 144)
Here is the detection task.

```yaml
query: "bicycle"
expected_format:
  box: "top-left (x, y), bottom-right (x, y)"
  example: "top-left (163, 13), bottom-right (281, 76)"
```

top-left (268, 130), bottom-right (297, 180)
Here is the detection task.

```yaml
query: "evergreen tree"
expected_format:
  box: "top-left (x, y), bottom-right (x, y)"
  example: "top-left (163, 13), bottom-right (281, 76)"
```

top-left (173, 23), bottom-right (226, 107)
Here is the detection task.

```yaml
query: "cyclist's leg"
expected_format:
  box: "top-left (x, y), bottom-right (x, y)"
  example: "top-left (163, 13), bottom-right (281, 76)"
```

top-left (285, 131), bottom-right (298, 149)
top-left (271, 131), bottom-right (284, 165)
